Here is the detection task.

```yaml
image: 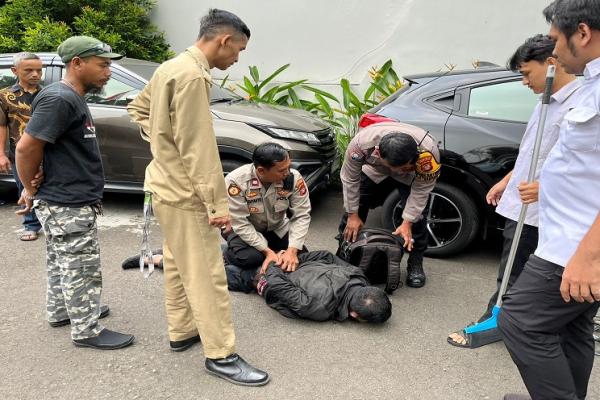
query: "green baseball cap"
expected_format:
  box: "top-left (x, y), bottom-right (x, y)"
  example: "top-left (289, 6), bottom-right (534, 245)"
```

top-left (57, 35), bottom-right (123, 63)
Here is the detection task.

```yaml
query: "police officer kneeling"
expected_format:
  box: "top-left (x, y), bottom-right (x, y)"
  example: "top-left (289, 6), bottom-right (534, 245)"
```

top-left (338, 120), bottom-right (440, 288)
top-left (223, 142), bottom-right (311, 290)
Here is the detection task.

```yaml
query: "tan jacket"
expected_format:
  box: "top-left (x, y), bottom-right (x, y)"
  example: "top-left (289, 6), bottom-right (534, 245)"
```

top-left (127, 46), bottom-right (228, 216)
top-left (340, 121), bottom-right (441, 222)
top-left (225, 164), bottom-right (311, 251)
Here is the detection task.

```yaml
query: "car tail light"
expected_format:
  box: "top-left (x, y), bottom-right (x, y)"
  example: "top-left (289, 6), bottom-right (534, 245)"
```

top-left (358, 113), bottom-right (396, 128)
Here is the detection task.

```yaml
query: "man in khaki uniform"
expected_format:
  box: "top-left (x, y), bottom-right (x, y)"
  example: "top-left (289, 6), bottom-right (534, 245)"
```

top-left (127, 9), bottom-right (269, 386)
top-left (338, 120), bottom-right (440, 288)
top-left (223, 142), bottom-right (311, 292)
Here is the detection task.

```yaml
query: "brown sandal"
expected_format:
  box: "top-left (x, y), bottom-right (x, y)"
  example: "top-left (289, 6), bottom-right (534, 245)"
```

top-left (19, 230), bottom-right (39, 241)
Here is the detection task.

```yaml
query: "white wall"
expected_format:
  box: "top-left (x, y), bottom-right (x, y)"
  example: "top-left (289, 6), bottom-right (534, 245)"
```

top-left (152, 0), bottom-right (551, 89)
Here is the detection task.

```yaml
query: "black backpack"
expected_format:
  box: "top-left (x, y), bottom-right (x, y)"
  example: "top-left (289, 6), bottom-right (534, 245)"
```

top-left (337, 228), bottom-right (404, 294)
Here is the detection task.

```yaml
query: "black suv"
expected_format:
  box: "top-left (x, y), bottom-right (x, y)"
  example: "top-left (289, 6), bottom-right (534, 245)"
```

top-left (366, 67), bottom-right (539, 257)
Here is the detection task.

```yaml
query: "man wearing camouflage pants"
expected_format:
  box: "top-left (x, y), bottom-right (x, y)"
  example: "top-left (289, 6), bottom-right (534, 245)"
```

top-left (15, 36), bottom-right (134, 349)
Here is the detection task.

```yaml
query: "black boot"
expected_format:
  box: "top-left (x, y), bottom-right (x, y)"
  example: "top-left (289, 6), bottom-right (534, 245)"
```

top-left (406, 263), bottom-right (426, 288)
top-left (205, 353), bottom-right (269, 386)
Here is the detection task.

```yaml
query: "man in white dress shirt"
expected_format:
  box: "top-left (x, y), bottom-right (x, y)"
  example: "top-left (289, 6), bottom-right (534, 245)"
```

top-left (498, 1), bottom-right (600, 399)
top-left (447, 34), bottom-right (580, 349)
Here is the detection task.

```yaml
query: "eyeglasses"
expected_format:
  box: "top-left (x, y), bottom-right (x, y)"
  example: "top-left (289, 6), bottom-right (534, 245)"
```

top-left (75, 42), bottom-right (113, 58)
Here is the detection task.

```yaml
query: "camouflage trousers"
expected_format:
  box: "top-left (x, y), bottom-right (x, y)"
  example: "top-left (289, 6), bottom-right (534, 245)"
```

top-left (34, 200), bottom-right (104, 340)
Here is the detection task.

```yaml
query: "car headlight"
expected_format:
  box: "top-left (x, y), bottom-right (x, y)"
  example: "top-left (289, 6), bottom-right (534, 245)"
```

top-left (267, 127), bottom-right (321, 146)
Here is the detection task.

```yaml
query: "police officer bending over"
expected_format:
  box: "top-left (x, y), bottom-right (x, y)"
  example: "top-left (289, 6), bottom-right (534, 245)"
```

top-left (224, 142), bottom-right (311, 277)
top-left (338, 121), bottom-right (440, 288)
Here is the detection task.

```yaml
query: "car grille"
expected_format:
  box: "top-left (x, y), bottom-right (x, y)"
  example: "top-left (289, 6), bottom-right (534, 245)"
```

top-left (309, 128), bottom-right (337, 160)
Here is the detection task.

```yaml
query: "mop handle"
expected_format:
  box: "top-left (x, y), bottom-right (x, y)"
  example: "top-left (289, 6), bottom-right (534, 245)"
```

top-left (496, 65), bottom-right (556, 307)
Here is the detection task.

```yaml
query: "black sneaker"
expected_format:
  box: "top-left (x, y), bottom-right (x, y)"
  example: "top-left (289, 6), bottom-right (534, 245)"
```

top-left (73, 328), bottom-right (134, 350)
top-left (49, 305), bottom-right (110, 327)
top-left (406, 264), bottom-right (426, 288)
top-left (170, 335), bottom-right (201, 352)
top-left (205, 353), bottom-right (269, 386)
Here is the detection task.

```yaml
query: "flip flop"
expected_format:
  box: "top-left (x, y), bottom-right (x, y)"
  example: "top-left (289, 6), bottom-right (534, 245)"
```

top-left (19, 230), bottom-right (38, 241)
top-left (447, 323), bottom-right (503, 349)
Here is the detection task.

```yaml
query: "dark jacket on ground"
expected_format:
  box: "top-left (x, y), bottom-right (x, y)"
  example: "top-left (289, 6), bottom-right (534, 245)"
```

top-left (262, 250), bottom-right (368, 321)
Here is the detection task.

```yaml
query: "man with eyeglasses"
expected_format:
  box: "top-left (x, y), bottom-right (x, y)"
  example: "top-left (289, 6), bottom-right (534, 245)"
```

top-left (15, 36), bottom-right (134, 350)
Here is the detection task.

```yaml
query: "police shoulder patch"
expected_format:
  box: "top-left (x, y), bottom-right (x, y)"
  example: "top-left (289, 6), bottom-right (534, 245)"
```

top-left (295, 178), bottom-right (307, 196)
top-left (228, 183), bottom-right (241, 196)
top-left (415, 151), bottom-right (441, 181)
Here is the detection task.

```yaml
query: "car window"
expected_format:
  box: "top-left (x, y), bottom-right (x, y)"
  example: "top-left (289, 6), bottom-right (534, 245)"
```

top-left (60, 67), bottom-right (140, 107)
top-left (85, 77), bottom-right (140, 107)
top-left (468, 80), bottom-right (539, 123)
top-left (0, 66), bottom-right (46, 90)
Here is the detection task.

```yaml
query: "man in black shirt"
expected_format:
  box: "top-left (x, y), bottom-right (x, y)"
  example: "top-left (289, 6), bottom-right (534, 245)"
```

top-left (15, 36), bottom-right (134, 350)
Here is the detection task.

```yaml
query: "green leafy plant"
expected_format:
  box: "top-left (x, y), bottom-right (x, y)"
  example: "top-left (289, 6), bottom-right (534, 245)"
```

top-left (235, 64), bottom-right (308, 106)
top-left (224, 60), bottom-right (403, 166)
top-left (0, 0), bottom-right (173, 62)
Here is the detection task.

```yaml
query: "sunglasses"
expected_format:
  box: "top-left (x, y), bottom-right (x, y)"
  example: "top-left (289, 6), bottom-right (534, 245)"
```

top-left (75, 42), bottom-right (113, 58)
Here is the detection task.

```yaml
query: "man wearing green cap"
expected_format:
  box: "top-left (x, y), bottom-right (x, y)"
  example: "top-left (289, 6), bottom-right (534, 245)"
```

top-left (15, 35), bottom-right (134, 350)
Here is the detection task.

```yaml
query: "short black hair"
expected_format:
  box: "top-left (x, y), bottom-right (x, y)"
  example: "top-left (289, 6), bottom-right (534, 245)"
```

top-left (198, 9), bottom-right (251, 40)
top-left (544, 0), bottom-right (600, 38)
top-left (349, 286), bottom-right (392, 323)
top-left (379, 132), bottom-right (418, 167)
top-left (507, 34), bottom-right (556, 72)
top-left (252, 142), bottom-right (289, 168)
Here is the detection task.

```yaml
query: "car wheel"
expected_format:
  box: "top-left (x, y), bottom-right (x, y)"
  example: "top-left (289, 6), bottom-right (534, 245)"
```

top-left (382, 182), bottom-right (480, 257)
top-left (221, 159), bottom-right (245, 176)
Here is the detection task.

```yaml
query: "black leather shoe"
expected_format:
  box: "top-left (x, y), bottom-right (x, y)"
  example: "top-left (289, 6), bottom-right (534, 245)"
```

top-left (170, 334), bottom-right (201, 352)
top-left (49, 305), bottom-right (110, 327)
top-left (121, 250), bottom-right (163, 270)
top-left (73, 328), bottom-right (134, 350)
top-left (406, 264), bottom-right (426, 288)
top-left (205, 353), bottom-right (269, 386)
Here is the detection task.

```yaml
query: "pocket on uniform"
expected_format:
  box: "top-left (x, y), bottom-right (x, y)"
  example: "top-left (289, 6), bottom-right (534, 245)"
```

top-left (45, 206), bottom-right (96, 237)
top-left (274, 200), bottom-right (289, 213)
top-left (562, 107), bottom-right (599, 152)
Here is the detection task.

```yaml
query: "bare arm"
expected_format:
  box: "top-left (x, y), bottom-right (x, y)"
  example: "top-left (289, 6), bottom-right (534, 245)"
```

top-left (0, 125), bottom-right (10, 173)
top-left (15, 133), bottom-right (45, 213)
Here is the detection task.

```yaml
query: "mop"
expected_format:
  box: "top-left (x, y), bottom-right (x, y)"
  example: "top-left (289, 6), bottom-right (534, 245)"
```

top-left (460, 65), bottom-right (556, 347)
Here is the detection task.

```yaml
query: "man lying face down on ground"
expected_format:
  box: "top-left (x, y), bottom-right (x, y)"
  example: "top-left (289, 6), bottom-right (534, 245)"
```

top-left (226, 250), bottom-right (392, 323)
top-left (124, 250), bottom-right (392, 323)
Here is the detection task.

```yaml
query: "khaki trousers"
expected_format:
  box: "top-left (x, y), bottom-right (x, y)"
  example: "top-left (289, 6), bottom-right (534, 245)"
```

top-left (153, 199), bottom-right (236, 359)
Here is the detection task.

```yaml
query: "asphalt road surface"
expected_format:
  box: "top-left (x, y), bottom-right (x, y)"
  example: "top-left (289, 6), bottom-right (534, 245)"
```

top-left (1, 187), bottom-right (598, 400)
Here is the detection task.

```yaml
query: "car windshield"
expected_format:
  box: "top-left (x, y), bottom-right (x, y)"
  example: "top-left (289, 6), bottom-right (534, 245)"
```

top-left (115, 58), bottom-right (242, 103)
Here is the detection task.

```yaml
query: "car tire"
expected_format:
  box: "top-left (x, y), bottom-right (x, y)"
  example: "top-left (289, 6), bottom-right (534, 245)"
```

top-left (221, 159), bottom-right (245, 176)
top-left (381, 182), bottom-right (480, 257)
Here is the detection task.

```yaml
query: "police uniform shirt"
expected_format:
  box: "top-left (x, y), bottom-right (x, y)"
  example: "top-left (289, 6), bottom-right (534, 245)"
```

top-left (535, 57), bottom-right (600, 267)
top-left (495, 78), bottom-right (581, 227)
top-left (340, 121), bottom-right (441, 222)
top-left (225, 164), bottom-right (311, 251)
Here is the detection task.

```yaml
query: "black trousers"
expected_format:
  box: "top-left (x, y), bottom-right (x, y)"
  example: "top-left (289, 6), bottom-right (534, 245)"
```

top-left (223, 231), bottom-right (308, 293)
top-left (224, 231), bottom-right (290, 270)
top-left (478, 219), bottom-right (538, 323)
top-left (338, 173), bottom-right (428, 266)
top-left (498, 255), bottom-right (600, 400)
